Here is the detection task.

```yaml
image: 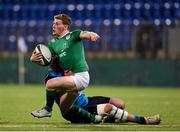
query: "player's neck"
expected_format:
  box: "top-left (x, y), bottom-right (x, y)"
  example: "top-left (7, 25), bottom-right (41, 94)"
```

top-left (59, 30), bottom-right (69, 38)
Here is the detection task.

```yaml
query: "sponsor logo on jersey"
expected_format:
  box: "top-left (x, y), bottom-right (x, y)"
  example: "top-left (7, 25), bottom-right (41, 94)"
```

top-left (59, 52), bottom-right (66, 58)
top-left (61, 43), bottom-right (69, 52)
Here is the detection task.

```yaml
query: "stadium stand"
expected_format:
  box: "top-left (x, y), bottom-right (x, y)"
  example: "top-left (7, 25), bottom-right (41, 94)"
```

top-left (0, 0), bottom-right (179, 52)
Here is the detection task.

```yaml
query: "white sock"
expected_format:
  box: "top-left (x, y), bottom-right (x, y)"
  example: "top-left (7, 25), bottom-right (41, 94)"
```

top-left (110, 105), bottom-right (128, 122)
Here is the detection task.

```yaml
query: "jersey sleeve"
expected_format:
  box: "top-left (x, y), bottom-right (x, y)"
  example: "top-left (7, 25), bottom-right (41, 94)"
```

top-left (72, 29), bottom-right (82, 41)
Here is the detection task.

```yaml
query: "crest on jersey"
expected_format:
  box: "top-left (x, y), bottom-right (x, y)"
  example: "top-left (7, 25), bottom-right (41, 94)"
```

top-left (51, 39), bottom-right (55, 43)
top-left (66, 35), bottom-right (71, 40)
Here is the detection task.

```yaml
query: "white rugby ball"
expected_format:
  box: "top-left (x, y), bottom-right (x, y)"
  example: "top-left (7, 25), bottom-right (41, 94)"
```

top-left (35, 44), bottom-right (52, 66)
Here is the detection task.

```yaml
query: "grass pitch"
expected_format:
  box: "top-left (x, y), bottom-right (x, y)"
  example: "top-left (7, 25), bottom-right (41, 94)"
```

top-left (0, 84), bottom-right (180, 131)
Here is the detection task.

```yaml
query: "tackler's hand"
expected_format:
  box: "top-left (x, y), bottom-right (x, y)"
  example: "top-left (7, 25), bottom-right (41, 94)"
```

top-left (64, 70), bottom-right (74, 76)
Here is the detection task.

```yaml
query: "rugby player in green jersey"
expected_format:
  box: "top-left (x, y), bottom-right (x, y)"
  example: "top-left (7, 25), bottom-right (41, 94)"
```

top-left (30, 13), bottom-right (100, 115)
top-left (30, 13), bottom-right (160, 125)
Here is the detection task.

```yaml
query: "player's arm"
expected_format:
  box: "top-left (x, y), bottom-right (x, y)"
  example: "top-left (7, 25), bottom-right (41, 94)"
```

top-left (80, 31), bottom-right (100, 42)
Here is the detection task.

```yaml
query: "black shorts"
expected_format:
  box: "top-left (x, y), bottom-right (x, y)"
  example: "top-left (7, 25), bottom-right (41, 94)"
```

top-left (83, 96), bottom-right (110, 115)
top-left (64, 96), bottom-right (110, 123)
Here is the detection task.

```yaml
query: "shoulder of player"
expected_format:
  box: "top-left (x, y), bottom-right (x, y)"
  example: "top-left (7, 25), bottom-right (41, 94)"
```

top-left (70, 29), bottom-right (82, 34)
top-left (69, 29), bottom-right (82, 40)
top-left (48, 37), bottom-right (58, 44)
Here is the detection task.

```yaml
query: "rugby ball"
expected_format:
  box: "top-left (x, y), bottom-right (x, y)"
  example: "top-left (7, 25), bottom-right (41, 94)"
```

top-left (35, 44), bottom-right (52, 66)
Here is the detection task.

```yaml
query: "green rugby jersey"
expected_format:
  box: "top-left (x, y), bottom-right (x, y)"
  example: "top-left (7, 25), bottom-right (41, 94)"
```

top-left (48, 29), bottom-right (87, 73)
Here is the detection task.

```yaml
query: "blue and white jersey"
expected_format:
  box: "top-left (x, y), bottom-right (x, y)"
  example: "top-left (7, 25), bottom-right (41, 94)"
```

top-left (74, 92), bottom-right (89, 107)
top-left (47, 68), bottom-right (63, 77)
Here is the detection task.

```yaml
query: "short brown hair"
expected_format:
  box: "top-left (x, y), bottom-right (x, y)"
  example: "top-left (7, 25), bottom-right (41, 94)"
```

top-left (54, 13), bottom-right (71, 26)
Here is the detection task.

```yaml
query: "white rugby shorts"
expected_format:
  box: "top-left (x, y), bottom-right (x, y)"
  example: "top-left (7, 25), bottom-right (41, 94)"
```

top-left (70, 71), bottom-right (90, 91)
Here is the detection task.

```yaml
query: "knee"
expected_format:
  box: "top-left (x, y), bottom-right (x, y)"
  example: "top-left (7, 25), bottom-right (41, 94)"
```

top-left (104, 103), bottom-right (113, 114)
top-left (46, 79), bottom-right (55, 90)
top-left (120, 101), bottom-right (125, 109)
top-left (116, 100), bottom-right (125, 109)
top-left (109, 98), bottom-right (126, 109)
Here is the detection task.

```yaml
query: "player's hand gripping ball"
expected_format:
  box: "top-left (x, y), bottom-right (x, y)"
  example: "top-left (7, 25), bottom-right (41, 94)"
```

top-left (35, 44), bottom-right (52, 66)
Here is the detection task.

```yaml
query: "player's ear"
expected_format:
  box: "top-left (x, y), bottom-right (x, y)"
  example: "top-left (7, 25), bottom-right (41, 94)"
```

top-left (64, 24), bottom-right (69, 30)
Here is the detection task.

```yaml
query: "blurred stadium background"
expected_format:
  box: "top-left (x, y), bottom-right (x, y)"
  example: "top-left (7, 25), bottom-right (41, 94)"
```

top-left (0, 0), bottom-right (180, 86)
top-left (1, 0), bottom-right (180, 131)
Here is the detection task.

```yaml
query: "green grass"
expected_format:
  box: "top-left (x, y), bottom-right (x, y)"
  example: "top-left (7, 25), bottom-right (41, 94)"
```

top-left (0, 84), bottom-right (180, 131)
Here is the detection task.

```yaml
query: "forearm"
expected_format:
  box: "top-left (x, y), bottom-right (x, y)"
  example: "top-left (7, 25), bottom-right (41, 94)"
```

top-left (80, 31), bottom-right (100, 42)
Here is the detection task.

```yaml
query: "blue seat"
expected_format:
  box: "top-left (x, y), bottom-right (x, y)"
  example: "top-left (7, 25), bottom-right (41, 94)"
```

top-left (103, 4), bottom-right (113, 19)
top-left (133, 9), bottom-right (141, 19)
top-left (113, 0), bottom-right (123, 4)
top-left (8, 41), bottom-right (17, 51)
top-left (0, 36), bottom-right (7, 51)
top-left (163, 9), bottom-right (172, 19)
top-left (120, 25), bottom-right (131, 51)
top-left (114, 24), bottom-right (129, 51)
top-left (113, 3), bottom-right (122, 18)
top-left (0, 7), bottom-right (4, 21)
top-left (122, 8), bottom-right (131, 19)
top-left (3, 6), bottom-right (11, 20)
top-left (174, 8), bottom-right (180, 19)
top-left (143, 9), bottom-right (151, 18)
top-left (153, 8), bottom-right (161, 18)
top-left (110, 25), bottom-right (122, 50)
top-left (94, 4), bottom-right (103, 21)
top-left (84, 8), bottom-right (94, 20)
top-left (1, 0), bottom-right (11, 5)
top-left (76, 11), bottom-right (85, 20)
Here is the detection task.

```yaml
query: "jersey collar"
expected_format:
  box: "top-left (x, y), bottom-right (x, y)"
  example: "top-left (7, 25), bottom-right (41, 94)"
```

top-left (58, 31), bottom-right (70, 39)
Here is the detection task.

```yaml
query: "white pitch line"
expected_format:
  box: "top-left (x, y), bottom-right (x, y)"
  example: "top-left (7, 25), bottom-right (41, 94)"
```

top-left (0, 124), bottom-right (180, 128)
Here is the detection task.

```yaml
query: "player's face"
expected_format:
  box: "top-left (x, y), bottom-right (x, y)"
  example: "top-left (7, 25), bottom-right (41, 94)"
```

top-left (52, 19), bottom-right (66, 36)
